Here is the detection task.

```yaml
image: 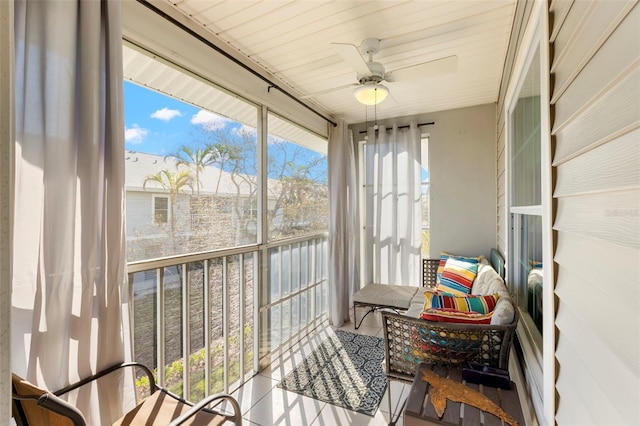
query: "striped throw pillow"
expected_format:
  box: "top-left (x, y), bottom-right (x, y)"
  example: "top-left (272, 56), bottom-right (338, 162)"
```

top-left (420, 309), bottom-right (493, 324)
top-left (424, 292), bottom-right (498, 314)
top-left (436, 257), bottom-right (479, 295)
top-left (436, 252), bottom-right (480, 284)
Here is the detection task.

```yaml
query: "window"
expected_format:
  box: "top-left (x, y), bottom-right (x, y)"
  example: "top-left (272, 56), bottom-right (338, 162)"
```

top-left (123, 45), bottom-right (258, 262)
top-left (509, 46), bottom-right (543, 339)
top-left (123, 40), bottom-right (329, 397)
top-left (421, 137), bottom-right (430, 258)
top-left (266, 112), bottom-right (328, 242)
top-left (153, 195), bottom-right (169, 224)
top-left (505, 5), bottom-right (552, 418)
top-left (359, 131), bottom-right (425, 285)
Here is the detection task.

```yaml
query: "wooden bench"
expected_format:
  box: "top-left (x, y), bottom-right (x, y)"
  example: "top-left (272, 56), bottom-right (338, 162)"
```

top-left (404, 363), bottom-right (525, 426)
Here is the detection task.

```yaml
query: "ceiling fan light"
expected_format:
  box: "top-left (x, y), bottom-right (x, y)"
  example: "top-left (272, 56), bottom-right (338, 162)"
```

top-left (353, 84), bottom-right (389, 105)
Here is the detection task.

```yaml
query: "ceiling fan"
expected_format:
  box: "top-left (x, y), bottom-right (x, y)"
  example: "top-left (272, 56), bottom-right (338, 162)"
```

top-left (303, 38), bottom-right (457, 105)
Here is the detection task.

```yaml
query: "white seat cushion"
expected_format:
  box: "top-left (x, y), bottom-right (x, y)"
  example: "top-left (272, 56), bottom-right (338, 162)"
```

top-left (472, 263), bottom-right (515, 325)
top-left (353, 283), bottom-right (419, 310)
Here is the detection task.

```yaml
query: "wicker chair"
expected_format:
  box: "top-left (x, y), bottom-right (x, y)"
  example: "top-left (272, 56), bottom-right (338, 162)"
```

top-left (381, 255), bottom-right (518, 425)
top-left (382, 308), bottom-right (518, 382)
top-left (11, 362), bottom-right (242, 426)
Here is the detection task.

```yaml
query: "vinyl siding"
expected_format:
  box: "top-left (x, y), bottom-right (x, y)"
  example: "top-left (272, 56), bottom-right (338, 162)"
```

top-left (497, 0), bottom-right (640, 424)
top-left (551, 1), bottom-right (640, 422)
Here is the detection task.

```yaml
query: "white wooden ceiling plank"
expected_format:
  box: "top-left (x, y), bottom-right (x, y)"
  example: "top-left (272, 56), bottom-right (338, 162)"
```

top-left (377, 4), bottom-right (515, 60)
top-left (263, 3), bottom-right (513, 74)
top-left (249, 0), bottom-right (509, 61)
top-left (269, 18), bottom-right (511, 82)
top-left (154, 0), bottom-right (517, 124)
top-left (213, 1), bottom-right (327, 43)
top-left (240, 1), bottom-right (437, 55)
top-left (197, 1), bottom-right (295, 31)
top-left (232, 2), bottom-right (375, 57)
top-left (170, 0), bottom-right (224, 19)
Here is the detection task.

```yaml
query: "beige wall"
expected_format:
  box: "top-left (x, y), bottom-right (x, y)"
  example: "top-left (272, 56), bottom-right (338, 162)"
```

top-left (351, 103), bottom-right (497, 260)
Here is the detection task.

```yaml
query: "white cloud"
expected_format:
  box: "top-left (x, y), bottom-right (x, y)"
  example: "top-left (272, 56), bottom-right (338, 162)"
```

top-left (150, 107), bottom-right (182, 121)
top-left (191, 110), bottom-right (230, 130)
top-left (124, 124), bottom-right (148, 144)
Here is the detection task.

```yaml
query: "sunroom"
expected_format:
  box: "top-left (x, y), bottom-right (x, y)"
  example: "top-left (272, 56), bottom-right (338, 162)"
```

top-left (1, 1), bottom-right (639, 425)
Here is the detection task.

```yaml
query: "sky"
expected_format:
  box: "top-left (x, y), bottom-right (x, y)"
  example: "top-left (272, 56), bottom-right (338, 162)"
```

top-left (124, 81), bottom-right (238, 156)
top-left (123, 81), bottom-right (423, 183)
top-left (124, 81), bottom-right (328, 182)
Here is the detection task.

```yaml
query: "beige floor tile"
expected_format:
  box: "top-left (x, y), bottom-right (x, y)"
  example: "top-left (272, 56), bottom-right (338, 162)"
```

top-left (243, 386), bottom-right (325, 426)
top-left (311, 403), bottom-right (393, 426)
top-left (231, 374), bottom-right (278, 414)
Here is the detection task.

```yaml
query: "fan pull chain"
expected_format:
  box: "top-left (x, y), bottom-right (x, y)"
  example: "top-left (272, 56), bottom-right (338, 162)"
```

top-left (364, 103), bottom-right (369, 140)
top-left (374, 88), bottom-right (378, 130)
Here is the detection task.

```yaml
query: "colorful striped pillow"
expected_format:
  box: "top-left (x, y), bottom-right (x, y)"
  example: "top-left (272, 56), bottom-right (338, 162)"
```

top-left (436, 252), bottom-right (480, 284)
top-left (424, 292), bottom-right (499, 314)
top-left (437, 257), bottom-right (479, 295)
top-left (420, 309), bottom-right (493, 324)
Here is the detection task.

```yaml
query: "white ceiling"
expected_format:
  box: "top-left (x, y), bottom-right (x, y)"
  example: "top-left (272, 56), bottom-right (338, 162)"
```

top-left (161, 0), bottom-right (517, 124)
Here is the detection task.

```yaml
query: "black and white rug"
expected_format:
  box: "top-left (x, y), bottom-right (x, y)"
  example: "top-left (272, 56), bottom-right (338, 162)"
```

top-left (278, 329), bottom-right (387, 416)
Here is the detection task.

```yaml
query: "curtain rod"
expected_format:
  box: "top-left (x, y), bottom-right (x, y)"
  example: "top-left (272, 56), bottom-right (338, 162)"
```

top-left (358, 122), bottom-right (435, 134)
top-left (136, 0), bottom-right (338, 128)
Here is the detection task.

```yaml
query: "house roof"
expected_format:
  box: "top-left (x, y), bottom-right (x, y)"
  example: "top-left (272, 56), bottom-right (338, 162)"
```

top-left (125, 150), bottom-right (256, 196)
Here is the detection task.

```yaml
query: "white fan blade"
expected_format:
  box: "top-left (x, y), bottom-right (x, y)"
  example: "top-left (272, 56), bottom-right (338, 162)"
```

top-left (301, 83), bottom-right (358, 99)
top-left (332, 43), bottom-right (371, 76)
top-left (385, 55), bottom-right (458, 82)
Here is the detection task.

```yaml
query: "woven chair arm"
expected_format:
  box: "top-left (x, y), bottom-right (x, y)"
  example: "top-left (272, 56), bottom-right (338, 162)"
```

top-left (422, 258), bottom-right (440, 288)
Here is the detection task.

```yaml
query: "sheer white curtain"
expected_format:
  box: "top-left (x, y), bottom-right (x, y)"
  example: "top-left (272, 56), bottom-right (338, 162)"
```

top-left (364, 122), bottom-right (422, 286)
top-left (12, 0), bottom-right (130, 423)
top-left (328, 121), bottom-right (360, 327)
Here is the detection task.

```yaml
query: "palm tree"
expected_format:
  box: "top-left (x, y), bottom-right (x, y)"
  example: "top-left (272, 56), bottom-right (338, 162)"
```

top-left (208, 140), bottom-right (242, 195)
top-left (143, 169), bottom-right (194, 251)
top-left (165, 145), bottom-right (217, 195)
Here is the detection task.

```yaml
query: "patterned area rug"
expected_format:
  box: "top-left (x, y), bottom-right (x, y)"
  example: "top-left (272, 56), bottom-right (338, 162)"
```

top-left (278, 330), bottom-right (387, 416)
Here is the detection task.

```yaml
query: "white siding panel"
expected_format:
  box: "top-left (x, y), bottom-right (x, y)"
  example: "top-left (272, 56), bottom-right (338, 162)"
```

top-left (553, 5), bottom-right (640, 127)
top-left (549, 0), bottom-right (574, 42)
top-left (551, 0), bottom-right (636, 100)
top-left (550, 0), bottom-right (594, 73)
top-left (555, 231), bottom-right (640, 300)
top-left (554, 189), bottom-right (640, 248)
top-left (554, 128), bottom-right (640, 197)
top-left (555, 267), bottom-right (639, 376)
top-left (555, 323), bottom-right (635, 425)
top-left (553, 66), bottom-right (640, 164)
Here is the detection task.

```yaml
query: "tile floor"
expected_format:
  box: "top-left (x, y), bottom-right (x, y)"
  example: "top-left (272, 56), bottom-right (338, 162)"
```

top-left (229, 310), bottom-right (409, 425)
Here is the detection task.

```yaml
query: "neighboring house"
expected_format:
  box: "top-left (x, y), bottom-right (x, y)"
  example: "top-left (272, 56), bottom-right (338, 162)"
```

top-left (124, 150), bottom-right (316, 261)
top-left (125, 151), bottom-right (259, 261)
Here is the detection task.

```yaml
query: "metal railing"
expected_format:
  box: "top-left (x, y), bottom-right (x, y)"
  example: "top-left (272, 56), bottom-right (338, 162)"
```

top-left (127, 233), bottom-right (328, 401)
